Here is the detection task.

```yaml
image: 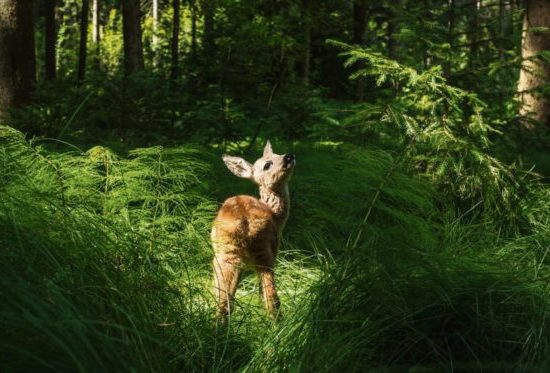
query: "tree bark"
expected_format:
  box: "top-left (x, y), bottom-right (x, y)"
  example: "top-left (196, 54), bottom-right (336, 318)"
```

top-left (301, 0), bottom-right (311, 85)
top-left (190, 0), bottom-right (197, 62)
top-left (152, 0), bottom-right (159, 66)
top-left (171, 0), bottom-right (180, 81)
top-left (77, 0), bottom-right (89, 82)
top-left (202, 0), bottom-right (215, 54)
top-left (0, 0), bottom-right (36, 120)
top-left (45, 0), bottom-right (56, 81)
top-left (517, 0), bottom-right (550, 129)
top-left (152, 0), bottom-right (159, 45)
top-left (423, 0), bottom-right (432, 68)
top-left (468, 0), bottom-right (481, 69)
top-left (122, 0), bottom-right (144, 75)
top-left (444, 0), bottom-right (454, 79)
top-left (352, 0), bottom-right (367, 45)
top-left (92, 0), bottom-right (99, 44)
top-left (92, 0), bottom-right (100, 68)
top-left (353, 0), bottom-right (368, 101)
top-left (387, 0), bottom-right (402, 61)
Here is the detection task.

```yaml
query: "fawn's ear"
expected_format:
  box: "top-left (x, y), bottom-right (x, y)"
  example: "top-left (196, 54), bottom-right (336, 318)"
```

top-left (222, 155), bottom-right (253, 179)
top-left (263, 140), bottom-right (273, 157)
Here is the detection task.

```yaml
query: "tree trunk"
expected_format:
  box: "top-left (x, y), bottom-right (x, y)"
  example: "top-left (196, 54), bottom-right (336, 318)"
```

top-left (92, 0), bottom-right (100, 68)
top-left (444, 0), bottom-right (454, 79)
top-left (353, 0), bottom-right (368, 101)
top-left (301, 0), bottom-right (311, 85)
top-left (122, 0), bottom-right (144, 75)
top-left (423, 0), bottom-right (432, 68)
top-left (468, 0), bottom-right (481, 69)
top-left (152, 0), bottom-right (159, 66)
top-left (0, 0), bottom-right (36, 120)
top-left (77, 0), bottom-right (89, 82)
top-left (44, 0), bottom-right (56, 81)
top-left (387, 0), bottom-right (401, 61)
top-left (171, 0), bottom-right (180, 81)
top-left (517, 0), bottom-right (550, 129)
top-left (202, 0), bottom-right (215, 54)
top-left (190, 0), bottom-right (197, 62)
top-left (352, 0), bottom-right (367, 45)
top-left (152, 0), bottom-right (159, 45)
top-left (92, 0), bottom-right (99, 44)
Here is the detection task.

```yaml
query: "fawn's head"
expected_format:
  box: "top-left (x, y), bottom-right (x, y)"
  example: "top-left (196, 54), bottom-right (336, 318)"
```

top-left (222, 141), bottom-right (295, 190)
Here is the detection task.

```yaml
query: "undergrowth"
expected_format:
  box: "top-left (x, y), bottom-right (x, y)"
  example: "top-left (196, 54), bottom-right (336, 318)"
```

top-left (1, 125), bottom-right (549, 371)
top-left (1, 43), bottom-right (549, 371)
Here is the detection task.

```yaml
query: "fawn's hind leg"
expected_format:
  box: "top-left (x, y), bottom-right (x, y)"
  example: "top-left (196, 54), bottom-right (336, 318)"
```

top-left (258, 267), bottom-right (281, 320)
top-left (213, 254), bottom-right (242, 322)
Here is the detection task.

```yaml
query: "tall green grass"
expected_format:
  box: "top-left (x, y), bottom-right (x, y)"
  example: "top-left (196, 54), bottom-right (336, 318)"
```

top-left (1, 126), bottom-right (549, 371)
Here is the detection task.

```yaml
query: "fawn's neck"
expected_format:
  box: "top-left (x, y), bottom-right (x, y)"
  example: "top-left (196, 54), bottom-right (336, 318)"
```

top-left (259, 184), bottom-right (290, 229)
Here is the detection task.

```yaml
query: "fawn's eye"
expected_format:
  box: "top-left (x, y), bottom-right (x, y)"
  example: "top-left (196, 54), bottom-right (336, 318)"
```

top-left (263, 161), bottom-right (273, 171)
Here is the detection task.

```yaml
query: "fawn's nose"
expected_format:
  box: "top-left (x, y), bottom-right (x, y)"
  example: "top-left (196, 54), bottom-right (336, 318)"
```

top-left (283, 153), bottom-right (295, 167)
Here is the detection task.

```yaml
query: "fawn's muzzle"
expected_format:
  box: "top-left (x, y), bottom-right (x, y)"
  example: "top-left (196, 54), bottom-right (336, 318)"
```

top-left (283, 153), bottom-right (295, 168)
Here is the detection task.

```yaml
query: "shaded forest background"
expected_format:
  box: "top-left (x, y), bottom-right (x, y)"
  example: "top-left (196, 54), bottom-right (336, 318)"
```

top-left (1, 0), bottom-right (549, 151)
top-left (1, 0), bottom-right (550, 371)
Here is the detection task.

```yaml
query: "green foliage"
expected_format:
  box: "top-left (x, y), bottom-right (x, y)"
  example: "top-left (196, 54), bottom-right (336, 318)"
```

top-left (2, 125), bottom-right (550, 370)
top-left (3, 0), bottom-right (550, 370)
top-left (319, 41), bottom-right (526, 230)
top-left (0, 127), bottom-right (224, 370)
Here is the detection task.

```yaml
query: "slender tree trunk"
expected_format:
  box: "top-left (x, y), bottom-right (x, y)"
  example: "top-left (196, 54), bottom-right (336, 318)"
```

top-left (353, 0), bottom-right (368, 101)
top-left (45, 0), bottom-right (56, 81)
top-left (202, 0), bottom-right (215, 53)
top-left (171, 0), bottom-right (180, 81)
top-left (517, 0), bottom-right (550, 129)
top-left (498, 0), bottom-right (505, 63)
top-left (152, 0), bottom-right (159, 45)
top-left (387, 0), bottom-right (401, 60)
top-left (300, 0), bottom-right (311, 85)
top-left (77, 0), bottom-right (89, 82)
top-left (92, 0), bottom-right (99, 43)
top-left (0, 0), bottom-right (36, 120)
top-left (122, 0), bottom-right (144, 75)
top-left (190, 0), bottom-right (197, 61)
top-left (444, 0), bottom-right (454, 79)
top-left (92, 0), bottom-right (100, 68)
top-left (468, 0), bottom-right (481, 69)
top-left (352, 0), bottom-right (367, 45)
top-left (423, 0), bottom-right (432, 68)
top-left (152, 0), bottom-right (159, 66)
top-left (498, 0), bottom-right (505, 110)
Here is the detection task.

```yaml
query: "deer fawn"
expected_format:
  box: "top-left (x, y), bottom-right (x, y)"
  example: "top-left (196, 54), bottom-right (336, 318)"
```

top-left (211, 141), bottom-right (295, 322)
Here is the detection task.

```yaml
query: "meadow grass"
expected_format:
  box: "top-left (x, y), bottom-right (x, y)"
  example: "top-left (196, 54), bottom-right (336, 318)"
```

top-left (1, 126), bottom-right (549, 371)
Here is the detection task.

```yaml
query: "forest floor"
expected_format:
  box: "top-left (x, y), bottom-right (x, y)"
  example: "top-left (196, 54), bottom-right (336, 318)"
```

top-left (1, 125), bottom-right (550, 371)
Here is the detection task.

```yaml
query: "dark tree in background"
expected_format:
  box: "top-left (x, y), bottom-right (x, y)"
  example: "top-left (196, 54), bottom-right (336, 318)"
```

top-left (202, 0), bottom-right (215, 55)
top-left (122, 0), bottom-right (144, 75)
top-left (44, 0), bottom-right (57, 81)
top-left (190, 0), bottom-right (197, 63)
top-left (300, 0), bottom-right (312, 86)
top-left (517, 0), bottom-right (550, 130)
top-left (0, 0), bottom-right (36, 120)
top-left (77, 0), bottom-right (90, 82)
top-left (387, 0), bottom-right (402, 61)
top-left (152, 0), bottom-right (159, 66)
top-left (353, 0), bottom-right (368, 101)
top-left (171, 0), bottom-right (181, 81)
top-left (0, 0), bottom-right (548, 145)
top-left (352, 0), bottom-right (368, 48)
top-left (92, 0), bottom-right (100, 67)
